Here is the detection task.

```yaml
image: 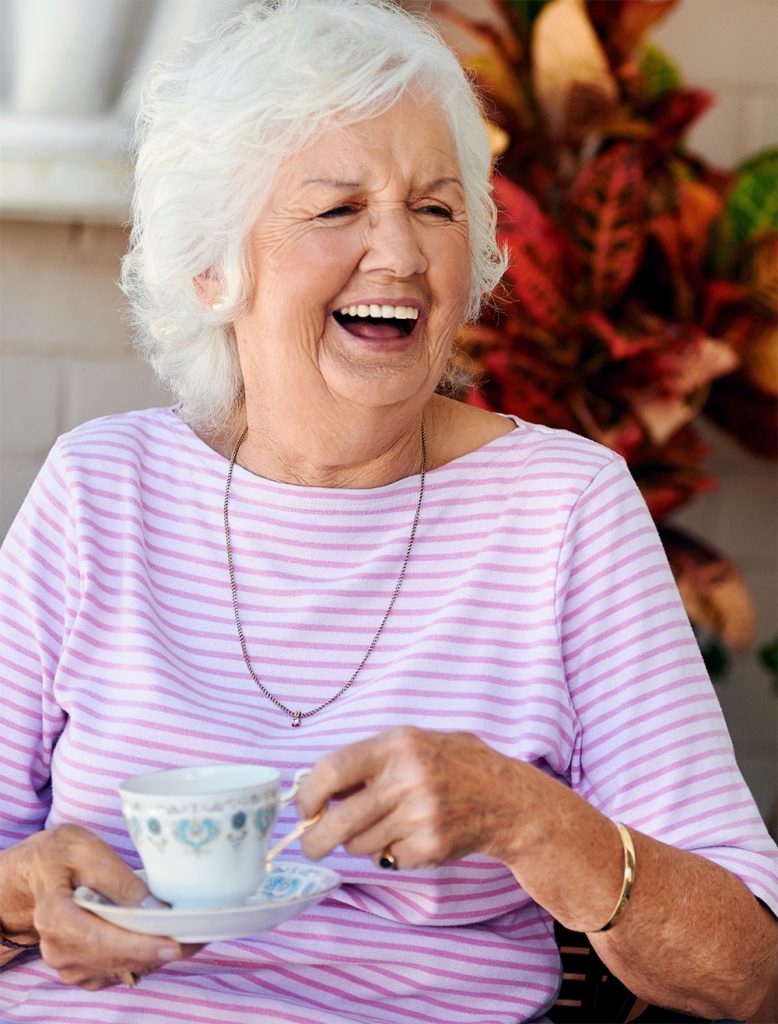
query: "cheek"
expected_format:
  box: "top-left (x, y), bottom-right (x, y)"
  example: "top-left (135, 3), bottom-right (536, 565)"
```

top-left (283, 229), bottom-right (362, 283)
top-left (429, 236), bottom-right (471, 313)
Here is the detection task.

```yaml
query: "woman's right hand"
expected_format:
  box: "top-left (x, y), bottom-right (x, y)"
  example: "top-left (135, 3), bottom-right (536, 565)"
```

top-left (0, 824), bottom-right (198, 989)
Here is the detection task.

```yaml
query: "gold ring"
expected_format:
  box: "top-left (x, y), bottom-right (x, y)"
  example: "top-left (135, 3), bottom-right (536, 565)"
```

top-left (121, 970), bottom-right (140, 988)
top-left (378, 849), bottom-right (398, 870)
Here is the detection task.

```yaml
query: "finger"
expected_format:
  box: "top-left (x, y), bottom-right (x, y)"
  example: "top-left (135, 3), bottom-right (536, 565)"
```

top-left (80, 979), bottom-right (114, 991)
top-left (297, 728), bottom-right (416, 818)
top-left (179, 943), bottom-right (206, 959)
top-left (372, 832), bottom-right (445, 872)
top-left (347, 792), bottom-right (456, 869)
top-left (71, 847), bottom-right (150, 909)
top-left (300, 786), bottom-right (391, 860)
top-left (37, 885), bottom-right (185, 974)
top-left (55, 966), bottom-right (118, 990)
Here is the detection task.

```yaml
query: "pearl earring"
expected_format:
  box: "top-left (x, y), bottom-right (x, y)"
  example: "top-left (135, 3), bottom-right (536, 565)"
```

top-left (211, 297), bottom-right (227, 311)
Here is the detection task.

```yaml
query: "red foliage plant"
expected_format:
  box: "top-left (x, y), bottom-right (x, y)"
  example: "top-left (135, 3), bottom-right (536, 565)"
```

top-left (433, 0), bottom-right (778, 653)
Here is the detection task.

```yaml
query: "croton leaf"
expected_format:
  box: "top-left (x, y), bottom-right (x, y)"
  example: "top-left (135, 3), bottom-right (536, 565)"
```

top-left (568, 396), bottom-right (646, 458)
top-left (701, 280), bottom-right (750, 333)
top-left (629, 394), bottom-right (706, 446)
top-left (432, 2), bottom-right (532, 127)
top-left (531, 0), bottom-right (618, 139)
top-left (504, 0), bottom-right (551, 31)
top-left (472, 347), bottom-right (578, 429)
top-left (564, 142), bottom-right (647, 308)
top-left (639, 43), bottom-right (683, 101)
top-left (705, 371), bottom-right (778, 457)
top-left (758, 634), bottom-right (778, 682)
top-left (648, 213), bottom-right (695, 321)
top-left (609, 332), bottom-right (739, 402)
top-left (628, 422), bottom-right (713, 518)
top-left (711, 148), bottom-right (778, 273)
top-left (494, 174), bottom-right (570, 330)
top-left (702, 278), bottom-right (767, 355)
top-left (741, 328), bottom-right (778, 397)
top-left (643, 87), bottom-right (714, 157)
top-left (728, 147), bottom-right (778, 241)
top-left (576, 309), bottom-right (660, 360)
top-left (588, 0), bottom-right (678, 65)
top-left (677, 178), bottom-right (724, 265)
top-left (658, 525), bottom-right (757, 651)
top-left (735, 232), bottom-right (778, 318)
top-left (639, 474), bottom-right (715, 521)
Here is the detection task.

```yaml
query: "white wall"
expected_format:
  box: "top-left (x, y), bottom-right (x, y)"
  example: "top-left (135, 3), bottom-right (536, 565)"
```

top-left (653, 0), bottom-right (778, 168)
top-left (0, 0), bottom-right (776, 820)
top-left (0, 220), bottom-right (172, 530)
top-left (652, 0), bottom-right (778, 825)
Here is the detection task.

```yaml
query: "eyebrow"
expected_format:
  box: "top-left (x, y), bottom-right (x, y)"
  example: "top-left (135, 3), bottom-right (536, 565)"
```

top-left (301, 178), bottom-right (362, 189)
top-left (300, 176), bottom-right (464, 191)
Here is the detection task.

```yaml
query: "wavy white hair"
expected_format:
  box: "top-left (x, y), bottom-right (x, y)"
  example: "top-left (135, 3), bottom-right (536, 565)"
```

top-left (121, 0), bottom-right (508, 430)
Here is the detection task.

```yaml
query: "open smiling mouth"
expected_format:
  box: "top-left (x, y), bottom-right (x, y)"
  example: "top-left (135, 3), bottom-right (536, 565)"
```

top-left (332, 304), bottom-right (419, 341)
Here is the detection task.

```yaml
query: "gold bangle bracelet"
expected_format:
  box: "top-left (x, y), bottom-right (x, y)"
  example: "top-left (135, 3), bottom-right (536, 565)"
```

top-left (592, 823), bottom-right (636, 933)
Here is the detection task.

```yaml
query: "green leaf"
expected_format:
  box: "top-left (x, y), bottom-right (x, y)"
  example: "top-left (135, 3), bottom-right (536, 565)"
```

top-left (700, 635), bottom-right (731, 681)
top-left (639, 43), bottom-right (683, 100)
top-left (712, 147), bottom-right (778, 271)
top-left (506, 0), bottom-right (551, 30)
top-left (728, 148), bottom-right (778, 243)
top-left (758, 634), bottom-right (778, 692)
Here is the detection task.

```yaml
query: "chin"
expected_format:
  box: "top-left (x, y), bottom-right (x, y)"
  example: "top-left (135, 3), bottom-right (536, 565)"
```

top-left (327, 369), bottom-right (437, 411)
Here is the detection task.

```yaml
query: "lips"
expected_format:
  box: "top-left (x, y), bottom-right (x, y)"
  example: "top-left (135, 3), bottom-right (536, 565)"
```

top-left (332, 302), bottom-right (421, 341)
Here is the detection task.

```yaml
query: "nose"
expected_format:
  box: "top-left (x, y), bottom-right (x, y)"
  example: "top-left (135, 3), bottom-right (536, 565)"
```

top-left (359, 205), bottom-right (428, 279)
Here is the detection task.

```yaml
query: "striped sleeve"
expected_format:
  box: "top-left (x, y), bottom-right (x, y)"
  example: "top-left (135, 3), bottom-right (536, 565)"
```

top-left (555, 455), bottom-right (778, 914)
top-left (0, 441), bottom-right (76, 846)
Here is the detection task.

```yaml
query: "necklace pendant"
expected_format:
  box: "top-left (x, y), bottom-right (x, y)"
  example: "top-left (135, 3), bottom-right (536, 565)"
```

top-left (291, 713), bottom-right (302, 728)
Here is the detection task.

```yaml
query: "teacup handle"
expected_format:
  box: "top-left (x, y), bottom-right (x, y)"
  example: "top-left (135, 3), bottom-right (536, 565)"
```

top-left (278, 767), bottom-right (312, 808)
top-left (265, 769), bottom-right (321, 866)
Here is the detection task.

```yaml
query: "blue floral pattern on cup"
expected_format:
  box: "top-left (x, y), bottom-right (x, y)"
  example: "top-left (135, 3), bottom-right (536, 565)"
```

top-left (172, 818), bottom-right (220, 852)
top-left (254, 806), bottom-right (275, 837)
top-left (127, 816), bottom-right (142, 844)
top-left (262, 872), bottom-right (303, 900)
top-left (227, 810), bottom-right (248, 850)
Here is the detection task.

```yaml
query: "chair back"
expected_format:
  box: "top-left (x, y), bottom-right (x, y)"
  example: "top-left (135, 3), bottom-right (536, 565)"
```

top-left (550, 921), bottom-right (636, 1023)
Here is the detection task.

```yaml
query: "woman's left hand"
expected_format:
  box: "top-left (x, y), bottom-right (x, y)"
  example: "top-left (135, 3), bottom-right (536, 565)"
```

top-left (296, 726), bottom-right (526, 869)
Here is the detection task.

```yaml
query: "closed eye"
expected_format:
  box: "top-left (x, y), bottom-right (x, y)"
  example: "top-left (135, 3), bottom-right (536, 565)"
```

top-left (416, 204), bottom-right (453, 220)
top-left (318, 205), bottom-right (360, 219)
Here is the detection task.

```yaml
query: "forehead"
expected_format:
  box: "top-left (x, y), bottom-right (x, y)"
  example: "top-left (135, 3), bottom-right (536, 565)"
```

top-left (278, 94), bottom-right (461, 192)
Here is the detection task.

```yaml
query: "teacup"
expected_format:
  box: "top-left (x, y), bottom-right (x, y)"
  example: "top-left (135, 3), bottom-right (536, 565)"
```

top-left (119, 763), bottom-right (311, 909)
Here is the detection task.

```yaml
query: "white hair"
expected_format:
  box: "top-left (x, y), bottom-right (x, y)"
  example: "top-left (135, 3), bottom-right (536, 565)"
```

top-left (121, 0), bottom-right (508, 430)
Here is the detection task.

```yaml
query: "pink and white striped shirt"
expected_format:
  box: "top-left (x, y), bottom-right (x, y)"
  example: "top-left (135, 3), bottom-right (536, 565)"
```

top-left (1, 407), bottom-right (776, 1024)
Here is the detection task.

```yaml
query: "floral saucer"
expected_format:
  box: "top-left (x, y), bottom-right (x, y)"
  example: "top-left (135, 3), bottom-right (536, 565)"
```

top-left (73, 862), bottom-right (340, 942)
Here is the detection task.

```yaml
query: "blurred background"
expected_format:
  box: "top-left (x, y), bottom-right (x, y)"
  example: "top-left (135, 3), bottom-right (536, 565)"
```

top-left (0, 0), bottom-right (775, 826)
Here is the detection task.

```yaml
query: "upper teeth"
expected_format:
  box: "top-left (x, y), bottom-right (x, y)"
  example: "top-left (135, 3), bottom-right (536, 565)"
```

top-left (338, 304), bottom-right (419, 320)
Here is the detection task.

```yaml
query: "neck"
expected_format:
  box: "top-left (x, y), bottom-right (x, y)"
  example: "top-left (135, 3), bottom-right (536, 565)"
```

top-left (222, 401), bottom-right (434, 488)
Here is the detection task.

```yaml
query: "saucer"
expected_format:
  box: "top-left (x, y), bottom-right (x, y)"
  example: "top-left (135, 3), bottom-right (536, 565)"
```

top-left (73, 862), bottom-right (340, 942)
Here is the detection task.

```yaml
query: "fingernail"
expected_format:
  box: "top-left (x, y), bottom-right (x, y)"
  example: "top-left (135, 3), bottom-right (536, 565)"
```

top-left (140, 894), bottom-right (170, 909)
top-left (157, 946), bottom-right (179, 961)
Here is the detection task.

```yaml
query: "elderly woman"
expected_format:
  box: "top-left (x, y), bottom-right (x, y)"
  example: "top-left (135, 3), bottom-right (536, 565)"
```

top-left (0, 1), bottom-right (775, 1022)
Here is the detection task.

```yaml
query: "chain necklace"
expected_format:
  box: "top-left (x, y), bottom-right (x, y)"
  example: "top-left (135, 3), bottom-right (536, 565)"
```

top-left (223, 422), bottom-right (427, 727)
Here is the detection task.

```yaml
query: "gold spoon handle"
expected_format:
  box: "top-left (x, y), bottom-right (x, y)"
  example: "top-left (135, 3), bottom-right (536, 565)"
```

top-left (265, 812), bottom-right (323, 866)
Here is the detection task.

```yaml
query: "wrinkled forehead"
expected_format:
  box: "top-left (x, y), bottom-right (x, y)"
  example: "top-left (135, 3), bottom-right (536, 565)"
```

top-left (272, 94), bottom-right (462, 197)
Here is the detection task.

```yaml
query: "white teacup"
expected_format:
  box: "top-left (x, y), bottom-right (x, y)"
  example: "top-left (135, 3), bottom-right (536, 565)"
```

top-left (119, 763), bottom-right (311, 909)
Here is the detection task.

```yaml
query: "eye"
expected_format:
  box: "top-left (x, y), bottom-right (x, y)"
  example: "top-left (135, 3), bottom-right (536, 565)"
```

top-left (318, 204), bottom-right (360, 220)
top-left (415, 204), bottom-right (453, 220)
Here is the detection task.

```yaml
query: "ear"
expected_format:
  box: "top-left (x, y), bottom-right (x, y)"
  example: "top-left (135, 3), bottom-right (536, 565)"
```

top-left (193, 269), bottom-right (224, 309)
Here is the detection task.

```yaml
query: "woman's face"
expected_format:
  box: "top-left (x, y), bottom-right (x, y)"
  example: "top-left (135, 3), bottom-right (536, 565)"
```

top-left (233, 92), bottom-right (472, 419)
